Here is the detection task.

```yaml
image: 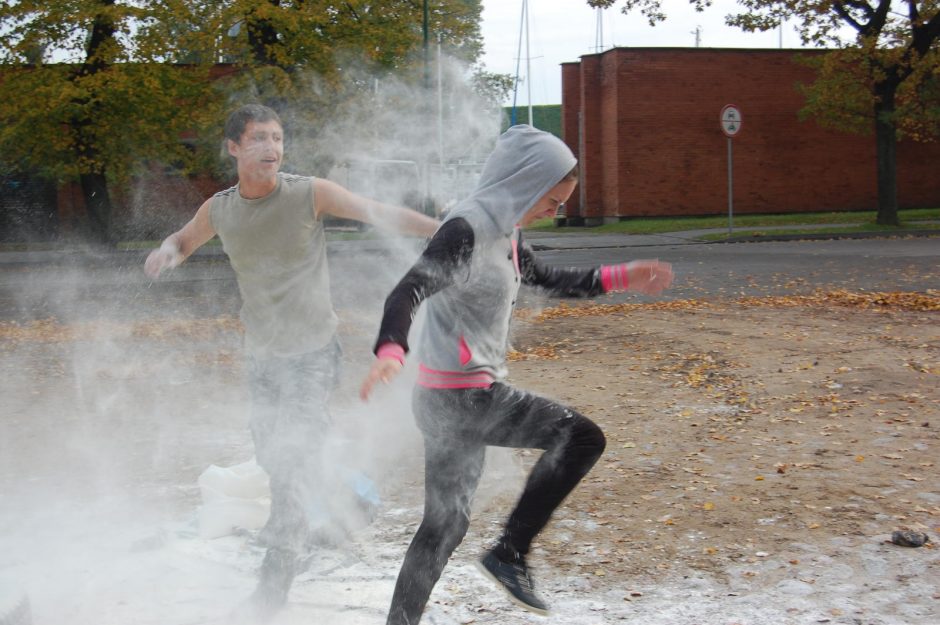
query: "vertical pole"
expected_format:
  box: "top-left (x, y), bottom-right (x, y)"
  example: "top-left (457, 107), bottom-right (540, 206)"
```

top-left (422, 0), bottom-right (431, 214)
top-left (422, 0), bottom-right (430, 87)
top-left (595, 7), bottom-right (604, 52)
top-left (578, 110), bottom-right (586, 222)
top-left (437, 33), bottom-right (444, 163)
top-left (525, 0), bottom-right (533, 126)
top-left (727, 137), bottom-right (734, 236)
top-left (374, 78), bottom-right (379, 152)
top-left (511, 0), bottom-right (526, 126)
top-left (437, 32), bottom-right (444, 215)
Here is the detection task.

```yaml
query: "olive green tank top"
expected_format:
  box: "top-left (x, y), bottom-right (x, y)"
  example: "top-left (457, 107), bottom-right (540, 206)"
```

top-left (209, 173), bottom-right (337, 357)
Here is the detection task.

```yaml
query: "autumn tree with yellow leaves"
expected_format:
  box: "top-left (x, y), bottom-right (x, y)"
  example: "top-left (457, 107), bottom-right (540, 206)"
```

top-left (0, 1), bottom-right (491, 243)
top-left (589, 1), bottom-right (940, 226)
top-left (0, 1), bottom-right (222, 242)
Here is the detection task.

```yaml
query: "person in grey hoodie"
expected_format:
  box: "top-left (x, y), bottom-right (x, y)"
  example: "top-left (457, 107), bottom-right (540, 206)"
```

top-left (360, 125), bottom-right (674, 624)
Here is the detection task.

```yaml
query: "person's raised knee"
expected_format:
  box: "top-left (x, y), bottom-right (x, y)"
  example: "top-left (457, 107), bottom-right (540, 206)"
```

top-left (576, 419), bottom-right (606, 461)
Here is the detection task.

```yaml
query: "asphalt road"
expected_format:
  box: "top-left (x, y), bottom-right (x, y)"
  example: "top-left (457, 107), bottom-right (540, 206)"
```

top-left (0, 235), bottom-right (937, 323)
top-left (526, 235), bottom-right (940, 304)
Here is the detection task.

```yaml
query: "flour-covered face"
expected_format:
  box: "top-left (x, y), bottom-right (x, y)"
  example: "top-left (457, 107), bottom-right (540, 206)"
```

top-left (227, 120), bottom-right (284, 180)
top-left (520, 178), bottom-right (577, 227)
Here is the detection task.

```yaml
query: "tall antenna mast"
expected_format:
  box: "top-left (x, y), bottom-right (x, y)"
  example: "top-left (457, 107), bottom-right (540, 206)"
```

top-left (595, 7), bottom-right (604, 53)
top-left (511, 0), bottom-right (534, 127)
top-left (511, 0), bottom-right (525, 125)
top-left (525, 0), bottom-right (532, 127)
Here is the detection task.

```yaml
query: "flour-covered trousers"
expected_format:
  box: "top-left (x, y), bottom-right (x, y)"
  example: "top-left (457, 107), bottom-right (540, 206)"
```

top-left (247, 338), bottom-right (341, 554)
top-left (386, 382), bottom-right (607, 624)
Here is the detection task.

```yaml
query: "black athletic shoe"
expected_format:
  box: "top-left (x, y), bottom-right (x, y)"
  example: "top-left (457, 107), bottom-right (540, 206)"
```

top-left (232, 548), bottom-right (296, 623)
top-left (476, 548), bottom-right (549, 616)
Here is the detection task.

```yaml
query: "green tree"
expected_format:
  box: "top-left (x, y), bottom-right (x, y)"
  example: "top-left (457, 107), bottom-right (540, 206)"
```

top-left (589, 1), bottom-right (940, 226)
top-left (0, 1), bottom-right (489, 243)
top-left (186, 1), bottom-right (485, 125)
top-left (197, 1), bottom-right (495, 196)
top-left (0, 1), bottom-right (221, 243)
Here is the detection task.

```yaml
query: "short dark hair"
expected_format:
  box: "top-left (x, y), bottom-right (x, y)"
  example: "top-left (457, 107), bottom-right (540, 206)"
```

top-left (224, 104), bottom-right (282, 143)
top-left (562, 164), bottom-right (579, 182)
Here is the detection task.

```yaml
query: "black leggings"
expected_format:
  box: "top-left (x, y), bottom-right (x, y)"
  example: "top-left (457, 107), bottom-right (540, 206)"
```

top-left (386, 382), bottom-right (607, 625)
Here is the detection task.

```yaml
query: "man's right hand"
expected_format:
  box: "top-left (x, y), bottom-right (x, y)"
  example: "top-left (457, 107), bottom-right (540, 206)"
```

top-left (144, 241), bottom-right (183, 278)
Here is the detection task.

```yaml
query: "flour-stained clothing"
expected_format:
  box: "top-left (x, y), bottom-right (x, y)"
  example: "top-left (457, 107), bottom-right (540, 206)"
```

top-left (210, 173), bottom-right (337, 358)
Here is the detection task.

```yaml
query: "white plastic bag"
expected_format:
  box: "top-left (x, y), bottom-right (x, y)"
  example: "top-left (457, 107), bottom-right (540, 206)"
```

top-left (197, 459), bottom-right (271, 539)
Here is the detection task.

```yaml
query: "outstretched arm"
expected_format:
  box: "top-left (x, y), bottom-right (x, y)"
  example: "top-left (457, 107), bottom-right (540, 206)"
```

top-left (517, 236), bottom-right (605, 297)
top-left (313, 177), bottom-right (439, 237)
top-left (597, 259), bottom-right (674, 295)
top-left (518, 233), bottom-right (673, 297)
top-left (359, 218), bottom-right (474, 400)
top-left (144, 199), bottom-right (216, 278)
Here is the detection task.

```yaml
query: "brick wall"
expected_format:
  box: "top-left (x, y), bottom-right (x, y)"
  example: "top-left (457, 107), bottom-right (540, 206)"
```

top-left (562, 48), bottom-right (940, 222)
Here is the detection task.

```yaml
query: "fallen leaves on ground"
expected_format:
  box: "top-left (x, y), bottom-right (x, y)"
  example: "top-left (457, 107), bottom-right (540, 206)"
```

top-left (0, 316), bottom-right (243, 345)
top-left (526, 289), bottom-right (940, 323)
top-left (2, 289), bottom-right (934, 346)
top-left (503, 301), bottom-right (939, 588)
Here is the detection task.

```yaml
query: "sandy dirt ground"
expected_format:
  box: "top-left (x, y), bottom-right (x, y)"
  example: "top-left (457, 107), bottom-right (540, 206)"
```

top-left (1, 290), bottom-right (938, 625)
top-left (493, 293), bottom-right (940, 625)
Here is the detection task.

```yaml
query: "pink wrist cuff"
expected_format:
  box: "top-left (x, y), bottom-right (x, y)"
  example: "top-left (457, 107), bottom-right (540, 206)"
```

top-left (601, 264), bottom-right (629, 292)
top-left (376, 342), bottom-right (406, 365)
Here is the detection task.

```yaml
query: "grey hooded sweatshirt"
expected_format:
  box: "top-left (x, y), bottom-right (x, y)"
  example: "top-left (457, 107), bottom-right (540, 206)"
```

top-left (374, 125), bottom-right (610, 387)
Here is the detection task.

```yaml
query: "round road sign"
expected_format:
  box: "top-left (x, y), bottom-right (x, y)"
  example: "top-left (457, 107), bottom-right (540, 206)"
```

top-left (721, 104), bottom-right (742, 137)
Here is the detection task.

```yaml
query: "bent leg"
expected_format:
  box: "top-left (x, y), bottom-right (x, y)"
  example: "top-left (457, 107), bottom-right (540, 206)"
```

top-left (479, 383), bottom-right (606, 555)
top-left (386, 438), bottom-right (485, 625)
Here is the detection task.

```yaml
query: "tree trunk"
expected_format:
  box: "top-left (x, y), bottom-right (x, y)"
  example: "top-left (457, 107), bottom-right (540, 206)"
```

top-left (247, 0), bottom-right (282, 66)
top-left (79, 170), bottom-right (113, 245)
top-left (873, 83), bottom-right (899, 226)
top-left (71, 0), bottom-right (116, 245)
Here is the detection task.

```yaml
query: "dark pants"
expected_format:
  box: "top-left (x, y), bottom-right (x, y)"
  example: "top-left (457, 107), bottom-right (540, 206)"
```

top-left (386, 382), bottom-right (607, 625)
top-left (247, 338), bottom-right (341, 554)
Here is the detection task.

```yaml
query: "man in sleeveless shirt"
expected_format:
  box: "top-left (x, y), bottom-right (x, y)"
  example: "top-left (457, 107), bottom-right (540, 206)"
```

top-left (144, 104), bottom-right (439, 619)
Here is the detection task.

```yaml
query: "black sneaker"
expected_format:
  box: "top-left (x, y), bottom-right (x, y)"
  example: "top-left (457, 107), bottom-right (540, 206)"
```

top-left (475, 548), bottom-right (549, 616)
top-left (232, 548), bottom-right (296, 623)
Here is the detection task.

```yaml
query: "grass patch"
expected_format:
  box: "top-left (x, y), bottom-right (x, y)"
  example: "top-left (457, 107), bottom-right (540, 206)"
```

top-left (323, 229), bottom-right (383, 241)
top-left (0, 242), bottom-right (59, 252)
top-left (2, 229), bottom-right (378, 253)
top-left (116, 239), bottom-right (225, 251)
top-left (697, 221), bottom-right (940, 241)
top-left (113, 229), bottom-right (379, 250)
top-left (3, 208), bottom-right (937, 253)
top-left (526, 207), bottom-right (940, 235)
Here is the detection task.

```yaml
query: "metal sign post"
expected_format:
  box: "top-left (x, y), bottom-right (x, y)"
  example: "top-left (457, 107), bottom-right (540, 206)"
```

top-left (720, 104), bottom-right (742, 236)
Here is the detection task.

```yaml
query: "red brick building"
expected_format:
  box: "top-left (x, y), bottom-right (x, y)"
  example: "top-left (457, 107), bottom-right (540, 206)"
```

top-left (560, 48), bottom-right (940, 224)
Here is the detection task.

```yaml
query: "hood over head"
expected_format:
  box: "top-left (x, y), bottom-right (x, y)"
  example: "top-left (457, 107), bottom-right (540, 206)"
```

top-left (447, 125), bottom-right (577, 234)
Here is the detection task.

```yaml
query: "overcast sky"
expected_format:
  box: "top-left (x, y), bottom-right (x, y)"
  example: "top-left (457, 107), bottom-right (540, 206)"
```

top-left (479, 0), bottom-right (812, 105)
